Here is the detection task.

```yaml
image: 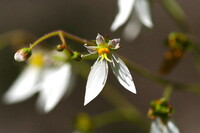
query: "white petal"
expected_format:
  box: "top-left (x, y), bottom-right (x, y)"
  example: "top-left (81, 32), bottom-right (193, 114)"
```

top-left (135, 0), bottom-right (153, 28)
top-left (36, 64), bottom-right (72, 113)
top-left (84, 44), bottom-right (97, 54)
top-left (123, 14), bottom-right (142, 40)
top-left (150, 118), bottom-right (166, 133)
top-left (96, 33), bottom-right (105, 45)
top-left (150, 118), bottom-right (180, 133)
top-left (108, 38), bottom-right (120, 49)
top-left (110, 55), bottom-right (136, 94)
top-left (110, 0), bottom-right (136, 31)
top-left (167, 120), bottom-right (180, 133)
top-left (3, 65), bottom-right (41, 104)
top-left (84, 58), bottom-right (108, 105)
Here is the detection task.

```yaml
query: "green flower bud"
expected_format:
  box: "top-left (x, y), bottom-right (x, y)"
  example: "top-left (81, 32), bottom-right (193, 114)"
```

top-left (74, 113), bottom-right (93, 133)
top-left (14, 48), bottom-right (32, 62)
top-left (72, 51), bottom-right (82, 61)
top-left (148, 99), bottom-right (174, 121)
top-left (167, 32), bottom-right (192, 50)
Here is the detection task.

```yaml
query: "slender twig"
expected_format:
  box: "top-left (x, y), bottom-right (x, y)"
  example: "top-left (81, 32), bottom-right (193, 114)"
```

top-left (163, 85), bottom-right (173, 100)
top-left (93, 108), bottom-right (149, 132)
top-left (157, 0), bottom-right (188, 31)
top-left (30, 30), bottom-right (95, 49)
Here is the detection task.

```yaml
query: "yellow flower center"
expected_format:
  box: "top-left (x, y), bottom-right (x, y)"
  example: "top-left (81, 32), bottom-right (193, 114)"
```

top-left (97, 47), bottom-right (112, 62)
top-left (97, 47), bottom-right (110, 55)
top-left (29, 53), bottom-right (44, 67)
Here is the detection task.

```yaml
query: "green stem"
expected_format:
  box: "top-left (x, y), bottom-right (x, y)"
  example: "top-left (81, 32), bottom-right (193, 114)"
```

top-left (93, 108), bottom-right (149, 132)
top-left (61, 30), bottom-right (95, 46)
top-left (158, 0), bottom-right (188, 31)
top-left (30, 31), bottom-right (60, 49)
top-left (59, 32), bottom-right (74, 56)
top-left (163, 85), bottom-right (173, 100)
top-left (30, 30), bottom-right (95, 49)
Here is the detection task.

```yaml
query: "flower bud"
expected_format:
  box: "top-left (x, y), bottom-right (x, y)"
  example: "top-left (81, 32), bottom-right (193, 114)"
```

top-left (74, 113), bottom-right (93, 133)
top-left (148, 98), bottom-right (173, 121)
top-left (56, 44), bottom-right (66, 51)
top-left (14, 48), bottom-right (32, 62)
top-left (72, 51), bottom-right (82, 61)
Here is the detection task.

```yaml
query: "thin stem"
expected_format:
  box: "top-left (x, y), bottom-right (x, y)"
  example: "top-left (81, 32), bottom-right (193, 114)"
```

top-left (157, 0), bottom-right (188, 31)
top-left (59, 32), bottom-right (67, 45)
top-left (93, 108), bottom-right (149, 132)
top-left (30, 31), bottom-right (60, 49)
top-left (58, 32), bottom-right (74, 56)
top-left (61, 30), bottom-right (95, 46)
top-left (30, 30), bottom-right (95, 49)
top-left (163, 85), bottom-right (173, 100)
top-left (93, 109), bottom-right (131, 128)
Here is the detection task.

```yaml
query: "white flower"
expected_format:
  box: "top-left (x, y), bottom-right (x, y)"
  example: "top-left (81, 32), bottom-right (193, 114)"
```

top-left (84, 34), bottom-right (136, 105)
top-left (111, 0), bottom-right (153, 40)
top-left (150, 117), bottom-right (180, 133)
top-left (3, 50), bottom-right (73, 113)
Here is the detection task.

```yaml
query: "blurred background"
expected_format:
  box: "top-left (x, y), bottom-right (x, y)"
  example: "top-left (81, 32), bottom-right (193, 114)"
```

top-left (0, 0), bottom-right (200, 132)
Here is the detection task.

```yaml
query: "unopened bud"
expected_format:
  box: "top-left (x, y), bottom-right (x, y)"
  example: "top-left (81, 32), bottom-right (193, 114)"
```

top-left (56, 44), bottom-right (66, 51)
top-left (72, 51), bottom-right (82, 61)
top-left (74, 113), bottom-right (93, 133)
top-left (14, 48), bottom-right (32, 62)
top-left (167, 32), bottom-right (192, 50)
top-left (148, 99), bottom-right (173, 121)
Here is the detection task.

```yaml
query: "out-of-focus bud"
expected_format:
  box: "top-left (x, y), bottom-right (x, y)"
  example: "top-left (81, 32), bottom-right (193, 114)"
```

top-left (56, 44), bottom-right (66, 51)
top-left (14, 48), bottom-right (32, 62)
top-left (148, 98), bottom-right (173, 121)
top-left (72, 51), bottom-right (82, 61)
top-left (159, 32), bottom-right (192, 74)
top-left (148, 99), bottom-right (180, 133)
top-left (74, 113), bottom-right (93, 133)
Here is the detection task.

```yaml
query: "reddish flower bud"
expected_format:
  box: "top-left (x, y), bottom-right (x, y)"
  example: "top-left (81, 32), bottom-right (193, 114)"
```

top-left (56, 44), bottom-right (66, 51)
top-left (14, 48), bottom-right (32, 62)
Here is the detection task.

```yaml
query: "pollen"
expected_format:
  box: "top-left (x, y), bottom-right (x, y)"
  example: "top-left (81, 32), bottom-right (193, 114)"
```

top-left (97, 47), bottom-right (110, 55)
top-left (29, 53), bottom-right (44, 67)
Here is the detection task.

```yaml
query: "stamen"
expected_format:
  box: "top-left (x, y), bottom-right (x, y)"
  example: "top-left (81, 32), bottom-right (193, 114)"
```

top-left (103, 53), bottom-right (112, 62)
top-left (100, 54), bottom-right (105, 62)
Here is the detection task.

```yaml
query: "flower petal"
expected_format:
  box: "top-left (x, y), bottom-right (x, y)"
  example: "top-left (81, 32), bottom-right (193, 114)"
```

top-left (150, 118), bottom-right (165, 133)
top-left (135, 0), bottom-right (153, 28)
top-left (110, 0), bottom-right (136, 31)
top-left (3, 65), bottom-right (41, 104)
top-left (84, 44), bottom-right (97, 54)
top-left (167, 120), bottom-right (180, 133)
top-left (110, 55), bottom-right (136, 94)
top-left (108, 38), bottom-right (120, 49)
top-left (150, 118), bottom-right (180, 133)
top-left (123, 13), bottom-right (142, 40)
top-left (84, 58), bottom-right (108, 105)
top-left (96, 33), bottom-right (105, 45)
top-left (36, 64), bottom-right (72, 113)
